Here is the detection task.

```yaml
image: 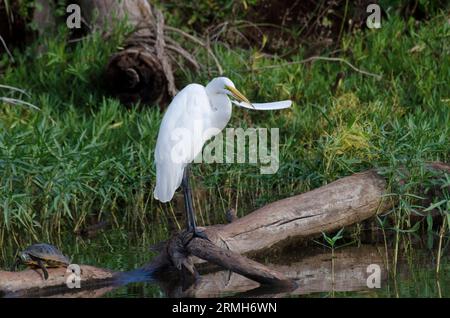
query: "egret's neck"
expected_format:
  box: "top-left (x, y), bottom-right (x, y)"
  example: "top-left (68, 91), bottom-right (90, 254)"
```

top-left (206, 88), bottom-right (232, 130)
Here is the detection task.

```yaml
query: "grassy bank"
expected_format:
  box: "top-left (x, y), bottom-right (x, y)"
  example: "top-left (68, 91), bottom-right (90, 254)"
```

top-left (0, 11), bottom-right (449, 259)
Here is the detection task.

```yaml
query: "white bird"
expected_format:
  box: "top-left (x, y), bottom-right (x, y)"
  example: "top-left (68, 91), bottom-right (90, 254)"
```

top-left (153, 77), bottom-right (292, 237)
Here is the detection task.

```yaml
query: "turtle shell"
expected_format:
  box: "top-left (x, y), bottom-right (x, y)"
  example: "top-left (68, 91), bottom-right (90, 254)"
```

top-left (22, 243), bottom-right (70, 267)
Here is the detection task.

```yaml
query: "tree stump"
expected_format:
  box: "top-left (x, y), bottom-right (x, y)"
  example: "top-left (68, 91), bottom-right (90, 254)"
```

top-left (78, 0), bottom-right (177, 106)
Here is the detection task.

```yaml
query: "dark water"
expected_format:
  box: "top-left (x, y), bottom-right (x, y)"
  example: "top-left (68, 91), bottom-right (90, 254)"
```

top-left (2, 228), bottom-right (450, 298)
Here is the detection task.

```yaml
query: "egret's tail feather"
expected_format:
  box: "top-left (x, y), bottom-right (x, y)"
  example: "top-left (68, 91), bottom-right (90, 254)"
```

top-left (154, 162), bottom-right (184, 203)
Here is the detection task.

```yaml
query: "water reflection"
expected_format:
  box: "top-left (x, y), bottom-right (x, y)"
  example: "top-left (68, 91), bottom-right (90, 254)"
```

top-left (4, 244), bottom-right (448, 298)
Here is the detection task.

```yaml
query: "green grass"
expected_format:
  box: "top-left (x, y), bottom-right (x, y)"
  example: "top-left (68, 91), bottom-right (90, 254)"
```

top-left (0, 12), bottom-right (449, 260)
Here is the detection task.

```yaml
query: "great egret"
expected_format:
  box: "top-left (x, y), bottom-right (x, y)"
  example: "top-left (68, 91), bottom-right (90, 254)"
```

top-left (154, 77), bottom-right (292, 237)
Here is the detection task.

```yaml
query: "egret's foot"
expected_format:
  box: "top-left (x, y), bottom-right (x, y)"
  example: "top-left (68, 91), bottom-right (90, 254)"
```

top-left (192, 229), bottom-right (210, 242)
top-left (183, 227), bottom-right (211, 245)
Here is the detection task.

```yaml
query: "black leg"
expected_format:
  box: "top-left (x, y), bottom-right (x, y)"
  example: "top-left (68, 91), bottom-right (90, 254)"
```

top-left (37, 260), bottom-right (49, 280)
top-left (182, 165), bottom-right (196, 231)
top-left (182, 166), bottom-right (209, 240)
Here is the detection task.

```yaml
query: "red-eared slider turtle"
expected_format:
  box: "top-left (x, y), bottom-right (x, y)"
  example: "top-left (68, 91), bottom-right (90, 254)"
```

top-left (11, 243), bottom-right (70, 280)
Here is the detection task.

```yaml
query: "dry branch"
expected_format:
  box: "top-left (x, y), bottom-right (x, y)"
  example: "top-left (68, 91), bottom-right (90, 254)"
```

top-left (187, 238), bottom-right (295, 287)
top-left (158, 231), bottom-right (295, 288)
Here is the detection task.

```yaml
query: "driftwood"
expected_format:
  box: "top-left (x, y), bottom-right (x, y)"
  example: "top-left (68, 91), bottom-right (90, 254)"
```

top-left (203, 170), bottom-right (389, 255)
top-left (152, 231), bottom-right (295, 289)
top-left (145, 169), bottom-right (390, 287)
top-left (1, 163), bottom-right (448, 296)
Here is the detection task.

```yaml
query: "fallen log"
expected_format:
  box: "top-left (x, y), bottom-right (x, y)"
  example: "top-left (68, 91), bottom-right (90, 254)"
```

top-left (148, 230), bottom-right (295, 290)
top-left (149, 170), bottom-right (390, 284)
top-left (187, 238), bottom-right (293, 287)
top-left (202, 170), bottom-right (390, 255)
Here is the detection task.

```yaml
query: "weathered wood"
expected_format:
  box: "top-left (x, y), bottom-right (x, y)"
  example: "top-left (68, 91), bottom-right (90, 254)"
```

top-left (187, 237), bottom-right (295, 288)
top-left (153, 230), bottom-right (294, 289)
top-left (154, 170), bottom-right (389, 285)
top-left (204, 170), bottom-right (390, 255)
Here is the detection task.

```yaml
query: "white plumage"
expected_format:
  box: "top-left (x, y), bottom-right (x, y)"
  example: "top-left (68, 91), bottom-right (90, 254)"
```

top-left (154, 83), bottom-right (224, 202)
top-left (153, 77), bottom-right (292, 203)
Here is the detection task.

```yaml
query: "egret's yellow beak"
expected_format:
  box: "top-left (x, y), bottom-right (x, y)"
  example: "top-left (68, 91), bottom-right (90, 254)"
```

top-left (226, 85), bottom-right (255, 108)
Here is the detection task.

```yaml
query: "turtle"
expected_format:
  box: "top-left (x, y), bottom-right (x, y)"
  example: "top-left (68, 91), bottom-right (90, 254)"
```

top-left (11, 243), bottom-right (71, 280)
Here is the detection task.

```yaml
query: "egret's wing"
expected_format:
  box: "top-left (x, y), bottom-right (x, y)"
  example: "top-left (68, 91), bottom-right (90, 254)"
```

top-left (232, 100), bottom-right (292, 110)
top-left (154, 84), bottom-right (209, 202)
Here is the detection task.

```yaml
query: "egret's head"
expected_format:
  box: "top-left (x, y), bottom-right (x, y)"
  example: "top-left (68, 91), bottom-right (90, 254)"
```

top-left (207, 77), bottom-right (254, 108)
